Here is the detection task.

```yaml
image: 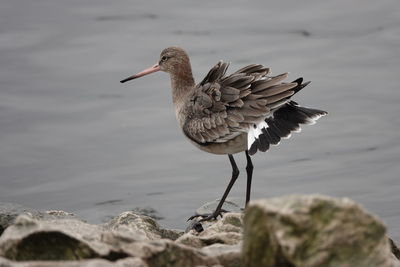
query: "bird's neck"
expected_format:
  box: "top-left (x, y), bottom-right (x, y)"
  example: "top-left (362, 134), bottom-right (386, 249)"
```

top-left (170, 65), bottom-right (195, 106)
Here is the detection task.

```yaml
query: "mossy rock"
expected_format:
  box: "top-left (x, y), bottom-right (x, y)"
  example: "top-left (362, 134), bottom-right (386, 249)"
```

top-left (4, 231), bottom-right (98, 261)
top-left (243, 195), bottom-right (392, 267)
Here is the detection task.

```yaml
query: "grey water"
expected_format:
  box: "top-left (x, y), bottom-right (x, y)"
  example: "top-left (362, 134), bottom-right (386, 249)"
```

top-left (1, 0), bottom-right (399, 241)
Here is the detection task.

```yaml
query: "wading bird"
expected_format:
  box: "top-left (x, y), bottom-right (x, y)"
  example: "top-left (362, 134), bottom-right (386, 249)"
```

top-left (120, 47), bottom-right (327, 222)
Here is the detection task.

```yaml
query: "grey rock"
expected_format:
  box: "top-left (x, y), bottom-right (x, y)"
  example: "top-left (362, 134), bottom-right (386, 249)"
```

top-left (194, 199), bottom-right (243, 217)
top-left (116, 257), bottom-right (149, 267)
top-left (0, 214), bottom-right (138, 261)
top-left (0, 256), bottom-right (148, 266)
top-left (391, 256), bottom-right (400, 267)
top-left (176, 212), bottom-right (243, 248)
top-left (45, 210), bottom-right (76, 219)
top-left (201, 243), bottom-right (243, 267)
top-left (390, 238), bottom-right (400, 260)
top-left (243, 195), bottom-right (392, 267)
top-left (1, 196), bottom-right (397, 267)
top-left (105, 211), bottom-right (183, 241)
top-left (0, 202), bottom-right (81, 237)
top-left (0, 212), bottom-right (218, 266)
top-left (0, 203), bottom-right (42, 235)
top-left (118, 239), bottom-right (219, 267)
top-left (390, 238), bottom-right (400, 267)
top-left (130, 207), bottom-right (164, 221)
top-left (185, 199), bottom-right (243, 232)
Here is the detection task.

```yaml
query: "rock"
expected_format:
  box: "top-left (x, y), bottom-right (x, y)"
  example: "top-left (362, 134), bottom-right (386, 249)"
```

top-left (194, 199), bottom-right (243, 218)
top-left (243, 195), bottom-right (392, 267)
top-left (0, 214), bottom-right (138, 261)
top-left (116, 257), bottom-right (149, 267)
top-left (0, 212), bottom-right (218, 266)
top-left (390, 238), bottom-right (400, 260)
top-left (105, 211), bottom-right (183, 241)
top-left (0, 203), bottom-right (42, 235)
top-left (201, 243), bottom-right (243, 267)
top-left (390, 238), bottom-right (400, 267)
top-left (45, 210), bottom-right (76, 218)
top-left (120, 239), bottom-right (219, 267)
top-left (1, 197), bottom-right (397, 267)
top-left (391, 256), bottom-right (400, 267)
top-left (0, 202), bottom-right (81, 238)
top-left (176, 213), bottom-right (243, 248)
top-left (130, 207), bottom-right (164, 221)
top-left (0, 256), bottom-right (148, 266)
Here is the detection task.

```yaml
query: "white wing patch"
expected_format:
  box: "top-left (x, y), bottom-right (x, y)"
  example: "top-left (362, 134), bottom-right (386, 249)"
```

top-left (247, 121), bottom-right (269, 150)
top-left (305, 113), bottom-right (324, 125)
top-left (245, 103), bottom-right (327, 155)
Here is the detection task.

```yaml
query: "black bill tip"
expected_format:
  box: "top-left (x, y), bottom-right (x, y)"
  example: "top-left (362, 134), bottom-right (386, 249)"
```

top-left (120, 76), bottom-right (137, 83)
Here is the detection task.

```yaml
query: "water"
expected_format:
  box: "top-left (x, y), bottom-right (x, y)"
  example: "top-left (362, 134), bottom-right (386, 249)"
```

top-left (1, 0), bottom-right (399, 241)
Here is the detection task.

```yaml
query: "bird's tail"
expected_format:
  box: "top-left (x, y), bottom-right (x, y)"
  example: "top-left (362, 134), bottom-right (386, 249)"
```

top-left (248, 101), bottom-right (327, 155)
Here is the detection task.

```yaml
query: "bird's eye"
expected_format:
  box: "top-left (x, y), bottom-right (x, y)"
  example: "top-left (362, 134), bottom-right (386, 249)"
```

top-left (161, 56), bottom-right (168, 62)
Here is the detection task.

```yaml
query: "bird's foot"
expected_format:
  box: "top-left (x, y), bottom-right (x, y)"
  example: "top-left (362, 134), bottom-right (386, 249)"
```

top-left (187, 209), bottom-right (229, 233)
top-left (187, 208), bottom-right (228, 222)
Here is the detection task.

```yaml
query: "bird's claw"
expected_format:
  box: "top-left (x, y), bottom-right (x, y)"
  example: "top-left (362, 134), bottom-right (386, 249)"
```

top-left (187, 209), bottom-right (228, 222)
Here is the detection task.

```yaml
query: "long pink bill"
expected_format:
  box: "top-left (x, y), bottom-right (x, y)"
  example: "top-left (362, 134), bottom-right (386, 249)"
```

top-left (120, 64), bottom-right (161, 83)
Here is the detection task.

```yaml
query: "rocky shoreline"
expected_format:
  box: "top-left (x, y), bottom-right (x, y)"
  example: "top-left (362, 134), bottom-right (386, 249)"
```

top-left (0, 195), bottom-right (399, 267)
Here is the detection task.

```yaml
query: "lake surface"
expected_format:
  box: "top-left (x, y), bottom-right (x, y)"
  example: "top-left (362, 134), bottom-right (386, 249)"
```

top-left (1, 0), bottom-right (399, 240)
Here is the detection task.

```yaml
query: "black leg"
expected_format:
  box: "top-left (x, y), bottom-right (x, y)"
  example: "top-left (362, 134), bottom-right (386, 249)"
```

top-left (188, 154), bottom-right (239, 222)
top-left (245, 150), bottom-right (253, 207)
top-left (212, 154), bottom-right (240, 216)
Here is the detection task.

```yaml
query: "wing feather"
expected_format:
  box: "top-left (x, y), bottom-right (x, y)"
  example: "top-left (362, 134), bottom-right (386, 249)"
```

top-left (182, 61), bottom-right (311, 145)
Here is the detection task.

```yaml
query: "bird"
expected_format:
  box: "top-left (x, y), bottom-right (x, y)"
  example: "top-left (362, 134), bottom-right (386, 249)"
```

top-left (120, 46), bottom-right (327, 222)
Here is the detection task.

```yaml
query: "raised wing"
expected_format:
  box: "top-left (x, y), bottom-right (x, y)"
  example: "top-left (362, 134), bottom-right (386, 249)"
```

top-left (182, 61), bottom-right (299, 145)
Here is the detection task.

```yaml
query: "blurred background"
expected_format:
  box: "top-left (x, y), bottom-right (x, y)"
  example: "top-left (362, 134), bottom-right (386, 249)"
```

top-left (0, 0), bottom-right (399, 240)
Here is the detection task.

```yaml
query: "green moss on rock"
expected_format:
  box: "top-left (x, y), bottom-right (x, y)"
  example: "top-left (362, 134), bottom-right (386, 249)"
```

top-left (4, 231), bottom-right (98, 261)
top-left (243, 195), bottom-right (392, 267)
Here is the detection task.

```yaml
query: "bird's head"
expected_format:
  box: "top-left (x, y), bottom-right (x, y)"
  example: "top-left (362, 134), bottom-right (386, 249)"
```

top-left (120, 46), bottom-right (191, 83)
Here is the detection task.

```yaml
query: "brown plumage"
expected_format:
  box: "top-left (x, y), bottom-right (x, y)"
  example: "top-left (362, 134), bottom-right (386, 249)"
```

top-left (120, 46), bottom-right (327, 226)
top-left (181, 60), bottom-right (298, 150)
